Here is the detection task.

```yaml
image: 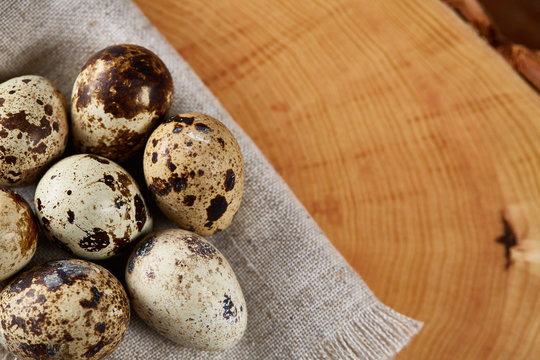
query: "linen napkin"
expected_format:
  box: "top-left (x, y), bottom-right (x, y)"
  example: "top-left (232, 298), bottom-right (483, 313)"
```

top-left (0, 1), bottom-right (422, 359)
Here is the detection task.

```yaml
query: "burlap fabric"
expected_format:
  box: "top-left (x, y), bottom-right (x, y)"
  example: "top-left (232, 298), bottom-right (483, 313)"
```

top-left (0, 1), bottom-right (422, 359)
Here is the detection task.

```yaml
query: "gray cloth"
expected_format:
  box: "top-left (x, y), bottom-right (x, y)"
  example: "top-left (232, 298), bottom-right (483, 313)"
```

top-left (0, 1), bottom-right (422, 359)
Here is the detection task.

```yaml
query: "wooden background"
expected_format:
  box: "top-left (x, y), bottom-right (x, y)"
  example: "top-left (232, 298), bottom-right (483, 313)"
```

top-left (133, 0), bottom-right (540, 358)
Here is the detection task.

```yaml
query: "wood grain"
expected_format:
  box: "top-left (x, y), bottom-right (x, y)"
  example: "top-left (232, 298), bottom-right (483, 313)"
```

top-left (133, 0), bottom-right (540, 358)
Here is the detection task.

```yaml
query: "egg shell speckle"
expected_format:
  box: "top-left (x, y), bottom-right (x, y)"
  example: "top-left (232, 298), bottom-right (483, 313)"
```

top-left (0, 75), bottom-right (68, 186)
top-left (0, 259), bottom-right (130, 359)
top-left (0, 188), bottom-right (38, 282)
top-left (143, 113), bottom-right (244, 235)
top-left (125, 229), bottom-right (247, 351)
top-left (34, 154), bottom-right (153, 260)
top-left (71, 44), bottom-right (173, 162)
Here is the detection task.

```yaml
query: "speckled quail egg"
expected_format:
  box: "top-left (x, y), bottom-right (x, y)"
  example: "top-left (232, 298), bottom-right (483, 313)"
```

top-left (143, 113), bottom-right (244, 236)
top-left (0, 188), bottom-right (38, 282)
top-left (71, 44), bottom-right (173, 162)
top-left (125, 229), bottom-right (247, 351)
top-left (0, 75), bottom-right (68, 187)
top-left (0, 259), bottom-right (130, 359)
top-left (34, 154), bottom-right (152, 260)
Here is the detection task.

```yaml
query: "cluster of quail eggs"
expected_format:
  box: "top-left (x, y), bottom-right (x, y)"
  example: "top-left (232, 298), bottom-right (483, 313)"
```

top-left (0, 44), bottom-right (246, 359)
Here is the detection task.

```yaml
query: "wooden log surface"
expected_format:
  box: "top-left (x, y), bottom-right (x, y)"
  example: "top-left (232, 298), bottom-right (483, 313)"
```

top-left (132, 0), bottom-right (540, 358)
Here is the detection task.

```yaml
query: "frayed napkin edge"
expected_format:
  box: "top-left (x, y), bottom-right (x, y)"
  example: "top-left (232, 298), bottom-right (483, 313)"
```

top-left (309, 302), bottom-right (423, 360)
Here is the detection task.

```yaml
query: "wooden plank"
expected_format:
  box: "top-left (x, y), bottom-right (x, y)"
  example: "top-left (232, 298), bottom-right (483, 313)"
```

top-left (133, 0), bottom-right (540, 358)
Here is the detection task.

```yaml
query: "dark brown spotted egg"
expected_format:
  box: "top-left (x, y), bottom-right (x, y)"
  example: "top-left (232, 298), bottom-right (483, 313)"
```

top-left (143, 113), bottom-right (244, 236)
top-left (0, 259), bottom-right (130, 359)
top-left (0, 75), bottom-right (68, 187)
top-left (34, 154), bottom-right (152, 260)
top-left (0, 188), bottom-right (38, 282)
top-left (71, 44), bottom-right (173, 162)
top-left (125, 229), bottom-right (247, 351)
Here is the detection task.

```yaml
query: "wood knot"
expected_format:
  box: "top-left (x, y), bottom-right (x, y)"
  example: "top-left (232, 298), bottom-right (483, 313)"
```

top-left (496, 216), bottom-right (517, 269)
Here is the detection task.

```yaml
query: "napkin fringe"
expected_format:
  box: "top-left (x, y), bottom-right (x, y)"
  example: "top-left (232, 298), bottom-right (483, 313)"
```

top-left (310, 303), bottom-right (423, 359)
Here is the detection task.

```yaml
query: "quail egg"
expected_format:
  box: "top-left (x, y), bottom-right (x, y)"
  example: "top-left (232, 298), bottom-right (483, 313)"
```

top-left (0, 259), bottom-right (130, 359)
top-left (71, 44), bottom-right (173, 162)
top-left (0, 188), bottom-right (38, 282)
top-left (125, 229), bottom-right (247, 351)
top-left (34, 154), bottom-right (152, 260)
top-left (143, 113), bottom-right (244, 235)
top-left (0, 75), bottom-right (68, 186)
